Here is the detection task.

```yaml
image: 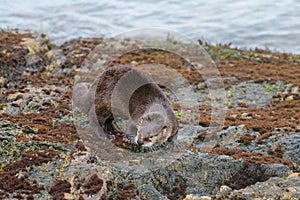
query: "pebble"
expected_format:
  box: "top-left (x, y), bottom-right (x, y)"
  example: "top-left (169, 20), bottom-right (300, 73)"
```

top-left (200, 196), bottom-right (211, 200)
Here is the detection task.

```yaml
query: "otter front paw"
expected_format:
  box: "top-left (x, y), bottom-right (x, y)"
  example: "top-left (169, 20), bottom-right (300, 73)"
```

top-left (122, 134), bottom-right (134, 144)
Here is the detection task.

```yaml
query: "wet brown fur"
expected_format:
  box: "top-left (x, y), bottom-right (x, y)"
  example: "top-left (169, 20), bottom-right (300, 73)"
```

top-left (74, 65), bottom-right (179, 151)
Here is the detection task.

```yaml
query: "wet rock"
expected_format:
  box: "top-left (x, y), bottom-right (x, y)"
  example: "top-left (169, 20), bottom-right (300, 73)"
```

top-left (226, 80), bottom-right (285, 108)
top-left (138, 184), bottom-right (169, 200)
top-left (80, 151), bottom-right (291, 198)
top-left (183, 194), bottom-right (201, 200)
top-left (194, 125), bottom-right (259, 149)
top-left (218, 185), bottom-right (232, 196)
top-left (7, 92), bottom-right (24, 101)
top-left (1, 85), bottom-right (67, 116)
top-left (1, 30), bottom-right (300, 199)
top-left (199, 196), bottom-right (211, 200)
top-left (0, 30), bottom-right (54, 87)
top-left (268, 132), bottom-right (300, 167)
top-left (194, 124), bottom-right (299, 171)
top-left (234, 131), bottom-right (300, 168)
top-left (216, 175), bottom-right (300, 199)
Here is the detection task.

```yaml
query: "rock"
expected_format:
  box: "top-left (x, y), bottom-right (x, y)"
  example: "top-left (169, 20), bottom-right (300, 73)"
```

top-left (194, 125), bottom-right (259, 148)
top-left (243, 131), bottom-right (300, 167)
top-left (225, 80), bottom-right (285, 108)
top-left (286, 95), bottom-right (294, 101)
top-left (217, 176), bottom-right (300, 199)
top-left (138, 184), bottom-right (169, 200)
top-left (200, 196), bottom-right (212, 200)
top-left (288, 173), bottom-right (299, 178)
top-left (183, 194), bottom-right (201, 200)
top-left (1, 30), bottom-right (299, 199)
top-left (197, 82), bottom-right (206, 90)
top-left (7, 92), bottom-right (24, 101)
top-left (219, 185), bottom-right (232, 194)
top-left (196, 125), bottom-right (299, 169)
top-left (0, 30), bottom-right (54, 86)
top-left (241, 112), bottom-right (252, 119)
top-left (92, 152), bottom-right (291, 198)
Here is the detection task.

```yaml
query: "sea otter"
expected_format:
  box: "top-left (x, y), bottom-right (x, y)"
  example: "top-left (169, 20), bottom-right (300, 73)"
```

top-left (73, 65), bottom-right (179, 152)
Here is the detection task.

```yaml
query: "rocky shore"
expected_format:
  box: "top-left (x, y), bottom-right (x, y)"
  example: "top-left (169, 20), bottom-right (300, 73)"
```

top-left (0, 29), bottom-right (299, 199)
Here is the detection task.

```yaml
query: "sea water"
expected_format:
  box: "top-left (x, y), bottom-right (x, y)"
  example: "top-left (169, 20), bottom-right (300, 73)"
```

top-left (0, 0), bottom-right (299, 53)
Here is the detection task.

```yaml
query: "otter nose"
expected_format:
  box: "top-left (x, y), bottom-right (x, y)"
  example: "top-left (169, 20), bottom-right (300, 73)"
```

top-left (137, 139), bottom-right (144, 145)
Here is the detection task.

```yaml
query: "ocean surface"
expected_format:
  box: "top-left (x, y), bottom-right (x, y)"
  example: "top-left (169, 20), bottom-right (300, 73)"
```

top-left (1, 0), bottom-right (299, 53)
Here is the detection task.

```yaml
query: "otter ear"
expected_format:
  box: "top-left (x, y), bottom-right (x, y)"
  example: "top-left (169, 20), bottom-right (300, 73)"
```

top-left (162, 126), bottom-right (168, 134)
top-left (147, 115), bottom-right (152, 121)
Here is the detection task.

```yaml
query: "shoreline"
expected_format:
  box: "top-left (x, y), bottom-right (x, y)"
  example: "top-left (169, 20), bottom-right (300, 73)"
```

top-left (0, 29), bottom-right (299, 199)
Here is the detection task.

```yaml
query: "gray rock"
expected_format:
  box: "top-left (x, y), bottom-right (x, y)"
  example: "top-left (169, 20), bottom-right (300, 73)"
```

top-left (194, 125), bottom-right (299, 169)
top-left (226, 80), bottom-right (286, 108)
top-left (138, 184), bottom-right (169, 200)
top-left (84, 151), bottom-right (292, 198)
top-left (216, 175), bottom-right (300, 199)
top-left (241, 131), bottom-right (300, 167)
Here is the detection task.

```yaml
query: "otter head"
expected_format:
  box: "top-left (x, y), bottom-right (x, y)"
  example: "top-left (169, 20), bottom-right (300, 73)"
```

top-left (134, 103), bottom-right (173, 147)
